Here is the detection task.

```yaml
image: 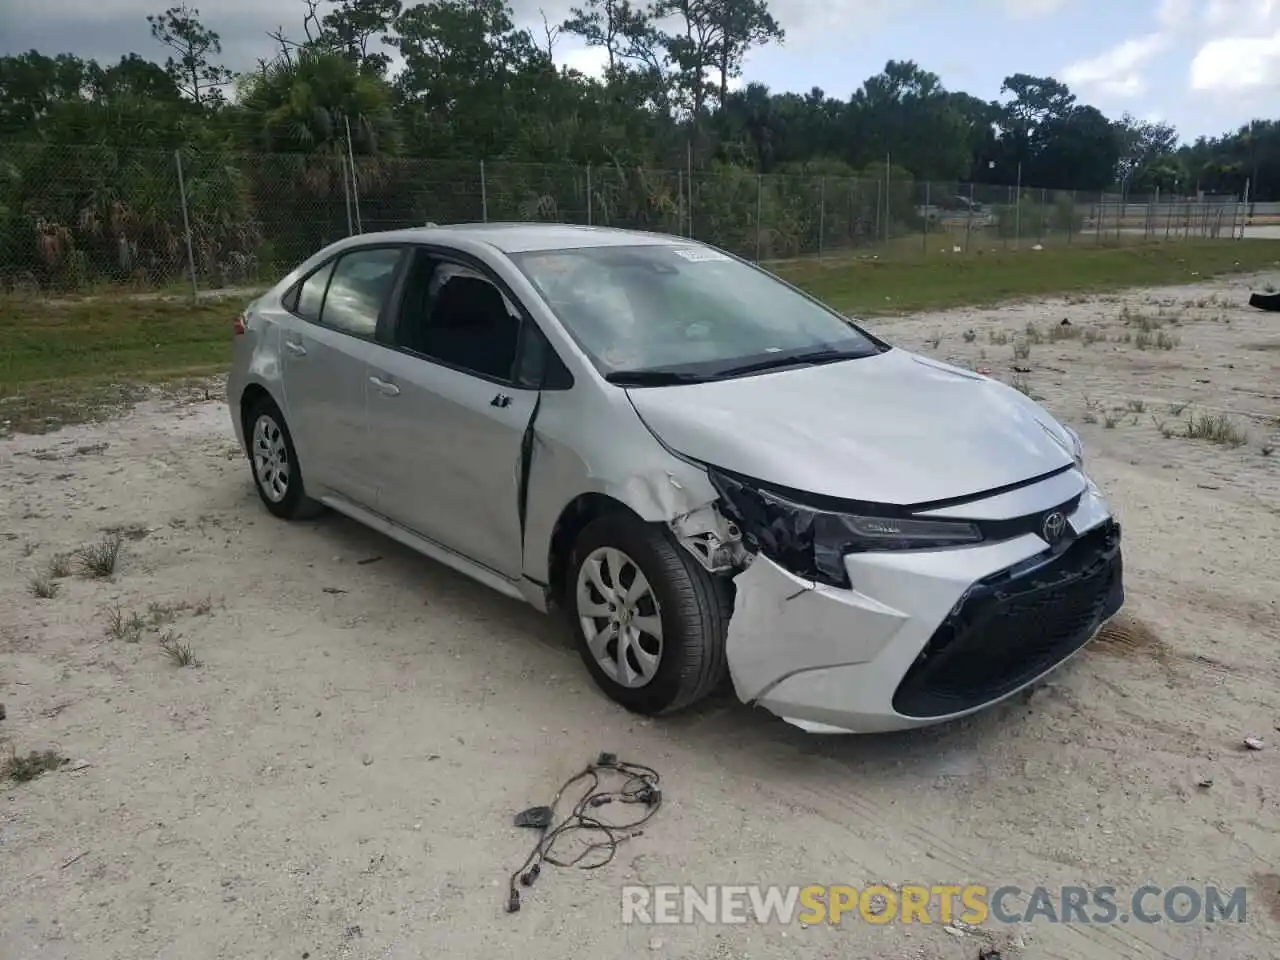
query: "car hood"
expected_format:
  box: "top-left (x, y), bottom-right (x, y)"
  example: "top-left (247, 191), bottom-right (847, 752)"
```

top-left (625, 349), bottom-right (1076, 506)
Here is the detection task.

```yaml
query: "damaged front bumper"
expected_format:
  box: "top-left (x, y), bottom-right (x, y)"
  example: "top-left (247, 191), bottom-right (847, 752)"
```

top-left (724, 478), bottom-right (1123, 734)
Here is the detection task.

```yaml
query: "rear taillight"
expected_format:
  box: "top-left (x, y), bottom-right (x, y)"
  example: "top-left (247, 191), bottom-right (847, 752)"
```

top-left (234, 313), bottom-right (246, 335)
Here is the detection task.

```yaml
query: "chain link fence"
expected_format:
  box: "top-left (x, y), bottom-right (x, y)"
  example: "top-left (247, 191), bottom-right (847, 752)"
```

top-left (0, 143), bottom-right (1258, 295)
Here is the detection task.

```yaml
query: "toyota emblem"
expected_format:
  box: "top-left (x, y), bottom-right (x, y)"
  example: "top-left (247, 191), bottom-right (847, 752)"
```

top-left (1041, 511), bottom-right (1068, 543)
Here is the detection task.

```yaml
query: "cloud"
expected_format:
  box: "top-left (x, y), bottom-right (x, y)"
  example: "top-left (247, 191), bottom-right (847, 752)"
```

top-left (1060, 33), bottom-right (1167, 97)
top-left (1202, 0), bottom-right (1279, 29)
top-left (556, 43), bottom-right (608, 80)
top-left (1003, 0), bottom-right (1071, 18)
top-left (1155, 0), bottom-right (1194, 29)
top-left (1189, 30), bottom-right (1280, 91)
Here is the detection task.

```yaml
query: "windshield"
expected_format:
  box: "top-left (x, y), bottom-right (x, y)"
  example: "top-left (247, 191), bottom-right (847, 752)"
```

top-left (509, 244), bottom-right (886, 383)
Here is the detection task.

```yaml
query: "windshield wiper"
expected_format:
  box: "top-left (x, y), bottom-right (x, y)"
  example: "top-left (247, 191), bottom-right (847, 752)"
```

top-left (604, 368), bottom-right (710, 386)
top-left (714, 347), bottom-right (870, 378)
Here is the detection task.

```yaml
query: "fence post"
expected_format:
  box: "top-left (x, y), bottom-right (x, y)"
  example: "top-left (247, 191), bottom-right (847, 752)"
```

top-left (174, 150), bottom-right (198, 301)
top-left (922, 180), bottom-right (930, 255)
top-left (677, 169), bottom-right (684, 238)
top-left (686, 141), bottom-right (694, 240)
top-left (1164, 192), bottom-right (1173, 240)
top-left (1150, 187), bottom-right (1158, 240)
top-left (755, 174), bottom-right (763, 262)
top-left (1014, 166), bottom-right (1022, 250)
top-left (344, 115), bottom-right (362, 234)
top-left (884, 162), bottom-right (891, 244)
top-left (480, 160), bottom-right (488, 222)
top-left (874, 179), bottom-right (882, 247)
top-left (818, 176), bottom-right (826, 257)
top-left (586, 164), bottom-right (593, 226)
top-left (1095, 193), bottom-right (1103, 244)
top-left (341, 154), bottom-right (354, 235)
top-left (1067, 190), bottom-right (1075, 245)
top-left (965, 181), bottom-right (975, 252)
top-left (1240, 178), bottom-right (1251, 239)
top-left (849, 177), bottom-right (857, 249)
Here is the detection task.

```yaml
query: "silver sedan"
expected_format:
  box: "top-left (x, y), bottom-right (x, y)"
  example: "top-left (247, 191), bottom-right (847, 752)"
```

top-left (228, 224), bottom-right (1124, 733)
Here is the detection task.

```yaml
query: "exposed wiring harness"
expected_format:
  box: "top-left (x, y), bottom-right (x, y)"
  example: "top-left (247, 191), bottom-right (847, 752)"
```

top-left (505, 752), bottom-right (662, 913)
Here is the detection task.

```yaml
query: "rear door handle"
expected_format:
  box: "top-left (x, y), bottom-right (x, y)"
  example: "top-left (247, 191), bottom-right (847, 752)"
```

top-left (369, 375), bottom-right (400, 396)
top-left (284, 339), bottom-right (307, 356)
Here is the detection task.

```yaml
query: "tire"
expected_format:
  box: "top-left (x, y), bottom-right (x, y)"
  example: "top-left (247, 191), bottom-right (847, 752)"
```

top-left (566, 512), bottom-right (733, 715)
top-left (244, 396), bottom-right (325, 521)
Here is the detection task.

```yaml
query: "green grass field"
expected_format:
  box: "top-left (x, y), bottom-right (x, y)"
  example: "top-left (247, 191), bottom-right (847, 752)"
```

top-left (3, 239), bottom-right (1278, 435)
top-left (780, 239), bottom-right (1280, 315)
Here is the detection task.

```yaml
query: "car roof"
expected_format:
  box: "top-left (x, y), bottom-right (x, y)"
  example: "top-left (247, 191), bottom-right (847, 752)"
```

top-left (342, 223), bottom-right (690, 255)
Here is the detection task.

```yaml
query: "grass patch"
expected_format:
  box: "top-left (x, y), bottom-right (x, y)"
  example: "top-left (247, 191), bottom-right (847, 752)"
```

top-left (3, 749), bottom-right (68, 783)
top-left (76, 533), bottom-right (123, 578)
top-left (106, 604), bottom-right (148, 642)
top-left (775, 240), bottom-right (1280, 316)
top-left (159, 631), bottom-right (200, 668)
top-left (47, 553), bottom-right (73, 578)
top-left (0, 293), bottom-right (240, 434)
top-left (29, 574), bottom-right (59, 599)
top-left (1182, 412), bottom-right (1248, 446)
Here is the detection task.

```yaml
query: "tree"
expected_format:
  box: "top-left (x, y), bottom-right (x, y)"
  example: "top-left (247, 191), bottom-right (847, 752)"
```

top-left (562, 0), bottom-right (649, 74)
top-left (0, 52), bottom-right (92, 133)
top-left (92, 54), bottom-right (185, 105)
top-left (844, 61), bottom-right (976, 180)
top-left (147, 5), bottom-right (235, 105)
top-left (238, 48), bottom-right (397, 154)
top-left (320, 0), bottom-right (403, 77)
top-left (709, 0), bottom-right (783, 108)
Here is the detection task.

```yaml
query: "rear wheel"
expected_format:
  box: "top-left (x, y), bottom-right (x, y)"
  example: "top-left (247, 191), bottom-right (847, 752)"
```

top-left (567, 513), bottom-right (732, 715)
top-left (245, 397), bottom-right (324, 521)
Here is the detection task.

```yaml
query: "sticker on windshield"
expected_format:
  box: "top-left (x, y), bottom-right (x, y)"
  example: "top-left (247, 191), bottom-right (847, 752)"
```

top-left (672, 247), bottom-right (731, 262)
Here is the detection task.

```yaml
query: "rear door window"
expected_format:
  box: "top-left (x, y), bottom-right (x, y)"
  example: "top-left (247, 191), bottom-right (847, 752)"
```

top-left (294, 260), bottom-right (335, 322)
top-left (319, 248), bottom-right (405, 338)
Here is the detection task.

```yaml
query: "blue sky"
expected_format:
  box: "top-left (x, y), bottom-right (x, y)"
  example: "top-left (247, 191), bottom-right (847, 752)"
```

top-left (3, 0), bottom-right (1279, 141)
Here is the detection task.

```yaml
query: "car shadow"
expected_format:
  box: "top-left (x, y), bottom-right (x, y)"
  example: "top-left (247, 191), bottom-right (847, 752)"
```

top-left (278, 498), bottom-right (1056, 781)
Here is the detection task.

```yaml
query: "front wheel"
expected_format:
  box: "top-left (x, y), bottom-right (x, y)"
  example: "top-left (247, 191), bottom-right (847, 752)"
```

top-left (567, 513), bottom-right (733, 715)
top-left (245, 397), bottom-right (324, 521)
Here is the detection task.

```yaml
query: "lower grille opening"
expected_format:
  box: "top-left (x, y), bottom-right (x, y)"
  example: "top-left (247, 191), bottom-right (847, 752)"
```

top-left (892, 521), bottom-right (1124, 719)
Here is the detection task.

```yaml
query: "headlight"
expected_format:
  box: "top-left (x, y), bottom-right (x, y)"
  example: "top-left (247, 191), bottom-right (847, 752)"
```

top-left (709, 469), bottom-right (982, 588)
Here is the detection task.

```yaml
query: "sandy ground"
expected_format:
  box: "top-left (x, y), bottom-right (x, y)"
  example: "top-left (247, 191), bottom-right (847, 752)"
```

top-left (2, 276), bottom-right (1278, 960)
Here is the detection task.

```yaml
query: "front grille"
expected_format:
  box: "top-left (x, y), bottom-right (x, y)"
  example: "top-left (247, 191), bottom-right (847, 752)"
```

top-left (892, 521), bottom-right (1124, 718)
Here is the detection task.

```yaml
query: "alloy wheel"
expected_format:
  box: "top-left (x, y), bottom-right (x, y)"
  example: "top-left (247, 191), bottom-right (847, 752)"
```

top-left (252, 413), bottom-right (290, 503)
top-left (575, 546), bottom-right (664, 688)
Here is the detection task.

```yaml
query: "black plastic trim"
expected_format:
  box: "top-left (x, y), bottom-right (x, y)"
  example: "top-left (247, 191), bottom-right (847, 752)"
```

top-left (892, 520), bottom-right (1124, 719)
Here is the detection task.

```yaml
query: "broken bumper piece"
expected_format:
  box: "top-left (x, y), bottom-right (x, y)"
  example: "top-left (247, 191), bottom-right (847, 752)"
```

top-left (725, 489), bottom-right (1124, 734)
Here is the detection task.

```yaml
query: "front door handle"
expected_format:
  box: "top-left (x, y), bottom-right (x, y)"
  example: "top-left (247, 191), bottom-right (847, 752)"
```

top-left (490, 393), bottom-right (512, 408)
top-left (369, 375), bottom-right (400, 396)
top-left (284, 339), bottom-right (307, 356)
